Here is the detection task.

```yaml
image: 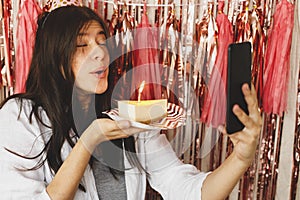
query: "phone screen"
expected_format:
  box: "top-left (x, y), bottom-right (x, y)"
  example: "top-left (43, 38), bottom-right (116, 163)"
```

top-left (226, 42), bottom-right (252, 134)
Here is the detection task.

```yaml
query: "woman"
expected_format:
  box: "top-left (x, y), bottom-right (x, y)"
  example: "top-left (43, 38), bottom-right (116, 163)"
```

top-left (0, 5), bottom-right (262, 200)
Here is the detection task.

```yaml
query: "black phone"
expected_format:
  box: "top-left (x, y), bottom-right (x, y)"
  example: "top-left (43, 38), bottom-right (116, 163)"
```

top-left (226, 42), bottom-right (252, 134)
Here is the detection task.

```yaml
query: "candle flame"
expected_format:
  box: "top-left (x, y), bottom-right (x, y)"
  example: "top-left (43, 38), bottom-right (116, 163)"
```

top-left (138, 81), bottom-right (145, 102)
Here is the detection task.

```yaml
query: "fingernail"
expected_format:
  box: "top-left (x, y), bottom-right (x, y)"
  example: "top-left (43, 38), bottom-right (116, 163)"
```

top-left (117, 120), bottom-right (131, 128)
top-left (218, 125), bottom-right (225, 133)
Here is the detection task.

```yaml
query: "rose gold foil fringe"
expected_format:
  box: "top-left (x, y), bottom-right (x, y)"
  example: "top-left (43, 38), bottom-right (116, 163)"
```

top-left (100, 0), bottom-right (298, 199)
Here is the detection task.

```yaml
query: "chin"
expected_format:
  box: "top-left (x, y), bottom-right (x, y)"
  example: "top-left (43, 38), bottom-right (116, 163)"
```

top-left (95, 82), bottom-right (108, 94)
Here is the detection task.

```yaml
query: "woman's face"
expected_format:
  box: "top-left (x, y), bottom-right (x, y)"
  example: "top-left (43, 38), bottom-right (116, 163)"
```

top-left (72, 20), bottom-right (110, 94)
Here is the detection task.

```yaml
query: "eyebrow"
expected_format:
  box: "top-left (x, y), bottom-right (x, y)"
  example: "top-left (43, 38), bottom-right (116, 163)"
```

top-left (78, 30), bottom-right (106, 37)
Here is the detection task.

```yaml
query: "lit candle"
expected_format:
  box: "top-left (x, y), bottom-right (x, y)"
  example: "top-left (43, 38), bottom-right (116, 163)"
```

top-left (137, 80), bottom-right (145, 103)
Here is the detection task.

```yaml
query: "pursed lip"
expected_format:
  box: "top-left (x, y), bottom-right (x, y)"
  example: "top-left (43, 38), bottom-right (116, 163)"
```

top-left (89, 66), bottom-right (109, 79)
top-left (90, 66), bottom-right (108, 74)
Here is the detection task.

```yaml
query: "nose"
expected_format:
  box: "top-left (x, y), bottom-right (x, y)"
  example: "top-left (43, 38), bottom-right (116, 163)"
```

top-left (91, 45), bottom-right (107, 61)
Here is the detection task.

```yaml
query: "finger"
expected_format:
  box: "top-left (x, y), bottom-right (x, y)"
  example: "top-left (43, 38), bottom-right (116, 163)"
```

top-left (217, 125), bottom-right (227, 134)
top-left (121, 127), bottom-right (145, 136)
top-left (116, 120), bottom-right (132, 129)
top-left (218, 125), bottom-right (240, 146)
top-left (100, 129), bottom-right (130, 141)
top-left (102, 131), bottom-right (129, 141)
top-left (105, 127), bottom-right (145, 140)
top-left (233, 105), bottom-right (260, 137)
top-left (233, 104), bottom-right (254, 129)
top-left (242, 83), bottom-right (262, 126)
top-left (242, 83), bottom-right (259, 116)
top-left (227, 131), bottom-right (247, 144)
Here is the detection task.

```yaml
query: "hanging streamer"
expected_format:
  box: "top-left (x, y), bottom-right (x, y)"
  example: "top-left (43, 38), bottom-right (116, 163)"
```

top-left (2, 0), bottom-right (13, 90)
top-left (263, 0), bottom-right (294, 116)
top-left (130, 3), bottom-right (162, 100)
top-left (14, 0), bottom-right (42, 93)
top-left (2, 1), bottom-right (294, 199)
top-left (160, 5), bottom-right (182, 105)
top-left (200, 1), bottom-right (233, 128)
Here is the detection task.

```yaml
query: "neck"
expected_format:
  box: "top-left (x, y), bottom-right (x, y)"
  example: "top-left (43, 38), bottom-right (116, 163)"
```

top-left (75, 88), bottom-right (92, 114)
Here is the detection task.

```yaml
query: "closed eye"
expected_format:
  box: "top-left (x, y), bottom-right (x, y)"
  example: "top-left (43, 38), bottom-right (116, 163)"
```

top-left (76, 44), bottom-right (88, 48)
top-left (98, 42), bottom-right (106, 46)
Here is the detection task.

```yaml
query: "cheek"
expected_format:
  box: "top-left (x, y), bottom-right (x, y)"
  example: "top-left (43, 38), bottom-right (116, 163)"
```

top-left (72, 55), bottom-right (90, 82)
top-left (71, 57), bottom-right (82, 78)
top-left (72, 58), bottom-right (87, 89)
top-left (95, 69), bottom-right (109, 94)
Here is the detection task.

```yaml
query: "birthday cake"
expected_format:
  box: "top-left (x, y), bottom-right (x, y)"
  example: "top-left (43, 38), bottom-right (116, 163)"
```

top-left (118, 99), bottom-right (168, 123)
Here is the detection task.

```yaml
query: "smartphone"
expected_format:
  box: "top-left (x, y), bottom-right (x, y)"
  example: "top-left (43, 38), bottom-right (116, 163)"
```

top-left (226, 42), bottom-right (252, 134)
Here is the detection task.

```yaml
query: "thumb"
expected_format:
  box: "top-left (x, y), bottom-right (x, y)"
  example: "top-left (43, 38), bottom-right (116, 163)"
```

top-left (218, 125), bottom-right (226, 134)
top-left (115, 120), bottom-right (131, 129)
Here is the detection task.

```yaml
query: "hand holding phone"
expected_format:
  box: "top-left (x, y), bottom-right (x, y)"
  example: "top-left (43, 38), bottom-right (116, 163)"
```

top-left (226, 42), bottom-right (252, 134)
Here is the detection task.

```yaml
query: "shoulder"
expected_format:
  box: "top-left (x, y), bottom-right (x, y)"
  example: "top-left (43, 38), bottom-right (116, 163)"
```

top-left (0, 98), bottom-right (51, 152)
top-left (0, 98), bottom-right (32, 116)
top-left (1, 98), bottom-right (49, 124)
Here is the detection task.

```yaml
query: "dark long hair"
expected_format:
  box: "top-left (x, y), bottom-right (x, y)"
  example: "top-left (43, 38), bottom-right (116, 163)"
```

top-left (1, 6), bottom-right (144, 179)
